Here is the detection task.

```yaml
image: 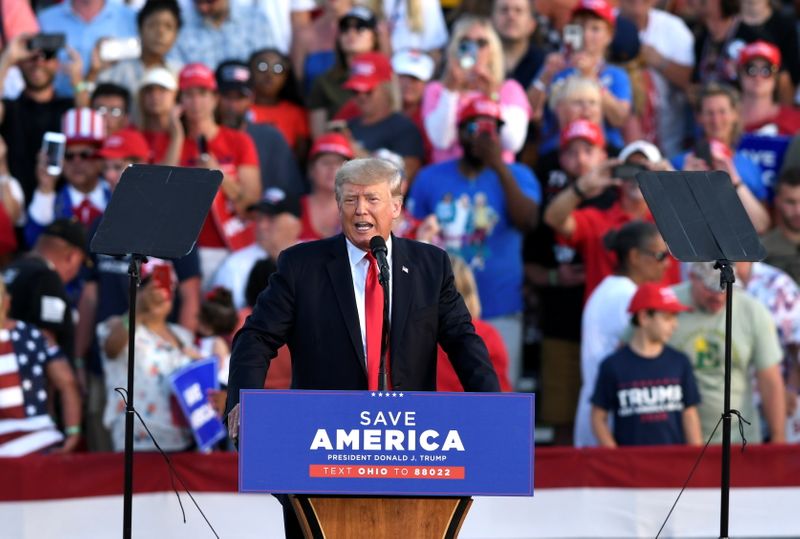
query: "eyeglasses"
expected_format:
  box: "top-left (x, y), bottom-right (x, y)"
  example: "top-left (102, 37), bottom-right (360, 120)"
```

top-left (95, 106), bottom-right (125, 118)
top-left (463, 119), bottom-right (498, 136)
top-left (744, 63), bottom-right (777, 78)
top-left (64, 150), bottom-right (97, 162)
top-left (338, 19), bottom-right (372, 33)
top-left (254, 61), bottom-right (285, 75)
top-left (458, 38), bottom-right (490, 50)
top-left (640, 249), bottom-right (670, 262)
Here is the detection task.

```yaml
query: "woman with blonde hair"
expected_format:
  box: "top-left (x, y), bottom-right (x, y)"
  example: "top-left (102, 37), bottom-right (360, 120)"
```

top-left (437, 255), bottom-right (513, 392)
top-left (372, 0), bottom-right (449, 61)
top-left (421, 15), bottom-right (531, 164)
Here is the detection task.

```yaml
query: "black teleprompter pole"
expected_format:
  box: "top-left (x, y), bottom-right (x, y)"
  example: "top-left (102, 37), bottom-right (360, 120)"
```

top-left (717, 261), bottom-right (735, 539)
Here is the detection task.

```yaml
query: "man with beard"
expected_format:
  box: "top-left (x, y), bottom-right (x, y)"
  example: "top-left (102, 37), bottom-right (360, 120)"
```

top-left (762, 168), bottom-right (800, 284)
top-left (0, 34), bottom-right (74, 208)
top-left (407, 95), bottom-right (540, 389)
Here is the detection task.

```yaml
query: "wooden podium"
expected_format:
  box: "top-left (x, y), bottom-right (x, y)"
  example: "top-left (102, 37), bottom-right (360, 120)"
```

top-left (290, 495), bottom-right (472, 539)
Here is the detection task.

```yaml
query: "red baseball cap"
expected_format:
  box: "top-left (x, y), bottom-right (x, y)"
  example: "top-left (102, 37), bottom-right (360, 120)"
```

top-left (559, 119), bottom-right (605, 149)
top-left (457, 95), bottom-right (503, 125)
top-left (98, 128), bottom-right (151, 161)
top-left (179, 63), bottom-right (217, 92)
top-left (738, 40), bottom-right (781, 67)
top-left (571, 0), bottom-right (615, 26)
top-left (343, 52), bottom-right (393, 93)
top-left (310, 132), bottom-right (354, 160)
top-left (628, 283), bottom-right (691, 314)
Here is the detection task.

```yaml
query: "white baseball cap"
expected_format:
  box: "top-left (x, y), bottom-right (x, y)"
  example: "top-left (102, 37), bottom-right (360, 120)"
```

top-left (139, 67), bottom-right (178, 91)
top-left (391, 50), bottom-right (435, 82)
top-left (619, 140), bottom-right (663, 163)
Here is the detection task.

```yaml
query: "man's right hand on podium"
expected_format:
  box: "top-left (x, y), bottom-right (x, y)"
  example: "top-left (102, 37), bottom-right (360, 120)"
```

top-left (228, 403), bottom-right (240, 441)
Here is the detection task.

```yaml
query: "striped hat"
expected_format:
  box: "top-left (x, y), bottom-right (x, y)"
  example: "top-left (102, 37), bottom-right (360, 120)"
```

top-left (61, 108), bottom-right (105, 146)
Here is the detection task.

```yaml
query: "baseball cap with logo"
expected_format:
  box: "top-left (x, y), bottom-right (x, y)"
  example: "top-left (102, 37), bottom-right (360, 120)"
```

top-left (628, 283), bottom-right (692, 313)
top-left (619, 140), bottom-right (663, 163)
top-left (250, 187), bottom-right (302, 218)
top-left (62, 107), bottom-right (105, 146)
top-left (339, 6), bottom-right (377, 30)
top-left (179, 63), bottom-right (217, 92)
top-left (42, 218), bottom-right (89, 255)
top-left (98, 128), bottom-right (151, 161)
top-left (139, 67), bottom-right (177, 91)
top-left (559, 119), bottom-right (605, 149)
top-left (343, 52), bottom-right (393, 93)
top-left (457, 95), bottom-right (503, 125)
top-left (571, 0), bottom-right (615, 26)
top-left (216, 60), bottom-right (252, 95)
top-left (391, 50), bottom-right (435, 82)
top-left (738, 40), bottom-right (781, 68)
top-left (310, 133), bottom-right (354, 160)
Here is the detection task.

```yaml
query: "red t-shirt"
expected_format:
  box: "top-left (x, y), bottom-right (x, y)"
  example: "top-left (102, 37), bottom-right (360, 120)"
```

top-left (567, 201), bottom-right (681, 300)
top-left (249, 101), bottom-right (310, 148)
top-left (181, 127), bottom-right (259, 248)
top-left (298, 195), bottom-right (324, 241)
top-left (142, 130), bottom-right (171, 164)
top-left (745, 106), bottom-right (800, 136)
top-left (437, 319), bottom-right (513, 392)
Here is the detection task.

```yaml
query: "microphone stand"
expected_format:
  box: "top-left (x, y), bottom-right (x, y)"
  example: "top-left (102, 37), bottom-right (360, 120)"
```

top-left (377, 266), bottom-right (391, 391)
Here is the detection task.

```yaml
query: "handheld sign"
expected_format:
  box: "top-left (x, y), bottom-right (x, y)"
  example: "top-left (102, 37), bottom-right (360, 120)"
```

top-left (737, 134), bottom-right (791, 201)
top-left (170, 358), bottom-right (227, 452)
top-left (239, 390), bottom-right (534, 496)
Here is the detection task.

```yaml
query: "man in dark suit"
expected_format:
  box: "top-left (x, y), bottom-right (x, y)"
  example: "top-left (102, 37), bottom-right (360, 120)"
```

top-left (225, 157), bottom-right (500, 537)
top-left (225, 157), bottom-right (500, 430)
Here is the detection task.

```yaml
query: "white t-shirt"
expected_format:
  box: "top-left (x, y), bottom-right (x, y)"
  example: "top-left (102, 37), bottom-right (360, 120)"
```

top-left (383, 0), bottom-right (449, 53)
top-left (574, 275), bottom-right (637, 447)
top-left (639, 9), bottom-right (694, 157)
top-left (209, 243), bottom-right (268, 310)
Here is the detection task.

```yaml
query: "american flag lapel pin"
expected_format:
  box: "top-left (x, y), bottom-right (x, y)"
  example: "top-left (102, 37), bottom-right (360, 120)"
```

top-left (402, 265), bottom-right (409, 274)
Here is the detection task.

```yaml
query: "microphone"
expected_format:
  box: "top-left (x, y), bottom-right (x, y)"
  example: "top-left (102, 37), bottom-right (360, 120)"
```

top-left (369, 236), bottom-right (391, 286)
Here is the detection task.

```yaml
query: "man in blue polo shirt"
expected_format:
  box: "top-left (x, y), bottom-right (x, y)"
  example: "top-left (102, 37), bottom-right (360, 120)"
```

top-left (407, 95), bottom-right (540, 389)
top-left (38, 0), bottom-right (137, 97)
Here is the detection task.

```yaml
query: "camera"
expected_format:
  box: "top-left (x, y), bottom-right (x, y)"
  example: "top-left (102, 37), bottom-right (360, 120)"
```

top-left (611, 163), bottom-right (647, 181)
top-left (27, 33), bottom-right (65, 54)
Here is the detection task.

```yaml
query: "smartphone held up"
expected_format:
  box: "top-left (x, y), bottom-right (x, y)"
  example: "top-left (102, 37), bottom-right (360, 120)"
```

top-left (42, 132), bottom-right (66, 177)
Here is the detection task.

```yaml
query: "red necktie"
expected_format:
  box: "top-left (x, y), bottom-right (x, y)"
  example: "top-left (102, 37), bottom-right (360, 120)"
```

top-left (74, 199), bottom-right (102, 227)
top-left (365, 252), bottom-right (389, 390)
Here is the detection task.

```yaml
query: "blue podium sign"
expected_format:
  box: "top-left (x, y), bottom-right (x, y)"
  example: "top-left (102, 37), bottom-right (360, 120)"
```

top-left (239, 390), bottom-right (534, 496)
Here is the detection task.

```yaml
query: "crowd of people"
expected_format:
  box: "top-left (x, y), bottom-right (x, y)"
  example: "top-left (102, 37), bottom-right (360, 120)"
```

top-left (0, 0), bottom-right (798, 456)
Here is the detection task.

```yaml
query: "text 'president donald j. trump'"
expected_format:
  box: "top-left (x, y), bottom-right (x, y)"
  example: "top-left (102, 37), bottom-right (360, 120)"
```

top-left (225, 157), bottom-right (501, 436)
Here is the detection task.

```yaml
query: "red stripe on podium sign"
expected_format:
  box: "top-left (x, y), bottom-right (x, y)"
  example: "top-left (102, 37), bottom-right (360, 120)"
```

top-left (308, 465), bottom-right (465, 479)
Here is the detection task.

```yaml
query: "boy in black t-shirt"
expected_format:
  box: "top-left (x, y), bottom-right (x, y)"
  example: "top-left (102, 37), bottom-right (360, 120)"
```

top-left (591, 283), bottom-right (702, 447)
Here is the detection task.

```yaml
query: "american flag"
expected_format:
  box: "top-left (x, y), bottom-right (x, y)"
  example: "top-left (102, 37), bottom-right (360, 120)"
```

top-left (0, 322), bottom-right (63, 456)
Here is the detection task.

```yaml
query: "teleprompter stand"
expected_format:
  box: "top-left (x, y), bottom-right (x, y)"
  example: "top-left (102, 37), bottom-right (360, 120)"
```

top-left (90, 165), bottom-right (221, 539)
top-left (637, 170), bottom-right (766, 539)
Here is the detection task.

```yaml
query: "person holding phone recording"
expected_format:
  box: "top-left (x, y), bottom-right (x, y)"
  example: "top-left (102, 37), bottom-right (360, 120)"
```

top-left (528, 0), bottom-right (632, 152)
top-left (670, 82), bottom-right (771, 233)
top-left (0, 33), bottom-right (74, 208)
top-left (421, 15), bottom-right (530, 165)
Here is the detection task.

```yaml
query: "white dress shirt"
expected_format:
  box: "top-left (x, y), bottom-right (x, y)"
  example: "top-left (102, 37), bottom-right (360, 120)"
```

top-left (345, 236), bottom-right (393, 364)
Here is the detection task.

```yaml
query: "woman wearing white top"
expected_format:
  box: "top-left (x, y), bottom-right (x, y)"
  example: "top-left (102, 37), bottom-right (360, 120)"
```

top-left (573, 220), bottom-right (671, 447)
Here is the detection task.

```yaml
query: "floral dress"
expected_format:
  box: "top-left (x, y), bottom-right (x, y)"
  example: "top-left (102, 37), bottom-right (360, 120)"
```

top-left (101, 322), bottom-right (195, 452)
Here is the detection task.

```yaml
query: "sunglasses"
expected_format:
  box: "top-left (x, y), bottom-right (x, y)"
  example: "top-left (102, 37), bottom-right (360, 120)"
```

top-left (339, 20), bottom-right (372, 33)
top-left (25, 50), bottom-right (57, 62)
top-left (463, 119), bottom-right (498, 137)
top-left (254, 61), bottom-right (285, 75)
top-left (458, 38), bottom-right (490, 50)
top-left (641, 249), bottom-right (670, 262)
top-left (95, 106), bottom-right (125, 118)
top-left (743, 63), bottom-right (777, 78)
top-left (64, 150), bottom-right (97, 162)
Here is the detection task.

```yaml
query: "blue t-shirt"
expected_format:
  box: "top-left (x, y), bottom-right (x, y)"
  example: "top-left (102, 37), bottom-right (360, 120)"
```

top-left (591, 344), bottom-right (701, 446)
top-left (539, 64), bottom-right (632, 153)
top-left (407, 160), bottom-right (541, 318)
top-left (670, 151), bottom-right (767, 201)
